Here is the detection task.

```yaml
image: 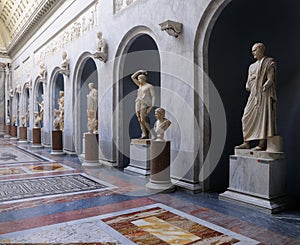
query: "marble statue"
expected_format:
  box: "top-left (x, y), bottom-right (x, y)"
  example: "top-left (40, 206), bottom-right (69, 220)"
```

top-left (61, 51), bottom-right (69, 70)
top-left (13, 115), bottom-right (17, 126)
top-left (153, 108), bottom-right (171, 141)
top-left (57, 91), bottom-right (64, 130)
top-left (53, 109), bottom-right (61, 130)
top-left (26, 98), bottom-right (30, 123)
top-left (236, 43), bottom-right (277, 151)
top-left (37, 95), bottom-right (44, 123)
top-left (131, 70), bottom-right (155, 139)
top-left (39, 63), bottom-right (46, 80)
top-left (87, 82), bottom-right (98, 133)
top-left (21, 116), bottom-right (26, 127)
top-left (6, 117), bottom-right (10, 125)
top-left (93, 32), bottom-right (108, 62)
top-left (33, 112), bottom-right (40, 128)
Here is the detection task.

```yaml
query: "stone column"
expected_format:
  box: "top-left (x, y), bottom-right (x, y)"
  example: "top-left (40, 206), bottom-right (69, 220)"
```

top-left (146, 141), bottom-right (175, 193)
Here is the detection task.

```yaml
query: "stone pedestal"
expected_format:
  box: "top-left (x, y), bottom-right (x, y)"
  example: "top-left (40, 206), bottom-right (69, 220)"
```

top-left (31, 128), bottom-right (43, 148)
top-left (82, 133), bottom-right (100, 167)
top-left (125, 139), bottom-right (151, 175)
top-left (19, 127), bottom-right (28, 143)
top-left (219, 150), bottom-right (288, 213)
top-left (51, 130), bottom-right (64, 155)
top-left (146, 141), bottom-right (175, 193)
top-left (4, 125), bottom-right (10, 138)
top-left (10, 125), bottom-right (18, 140)
top-left (79, 134), bottom-right (86, 161)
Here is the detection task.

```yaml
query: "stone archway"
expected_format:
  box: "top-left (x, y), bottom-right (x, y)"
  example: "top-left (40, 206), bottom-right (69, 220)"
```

top-left (115, 30), bottom-right (161, 168)
top-left (196, 0), bottom-right (300, 194)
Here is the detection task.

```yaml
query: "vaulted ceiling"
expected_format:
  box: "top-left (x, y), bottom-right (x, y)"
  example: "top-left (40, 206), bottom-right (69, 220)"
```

top-left (0, 0), bottom-right (63, 56)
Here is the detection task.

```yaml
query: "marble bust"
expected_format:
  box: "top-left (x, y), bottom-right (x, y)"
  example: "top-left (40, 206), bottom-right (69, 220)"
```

top-left (236, 43), bottom-right (277, 151)
top-left (39, 63), bottom-right (47, 80)
top-left (60, 51), bottom-right (70, 76)
top-left (153, 108), bottom-right (171, 141)
top-left (131, 70), bottom-right (155, 139)
top-left (13, 115), bottom-right (17, 126)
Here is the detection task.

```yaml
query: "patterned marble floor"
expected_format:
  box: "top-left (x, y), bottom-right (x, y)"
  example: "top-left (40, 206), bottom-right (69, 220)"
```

top-left (0, 138), bottom-right (300, 244)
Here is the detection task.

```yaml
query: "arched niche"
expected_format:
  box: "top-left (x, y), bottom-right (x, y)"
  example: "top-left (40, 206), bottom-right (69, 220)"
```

top-left (197, 0), bottom-right (300, 194)
top-left (73, 55), bottom-right (98, 155)
top-left (34, 79), bottom-right (44, 128)
top-left (116, 31), bottom-right (161, 167)
top-left (50, 70), bottom-right (64, 131)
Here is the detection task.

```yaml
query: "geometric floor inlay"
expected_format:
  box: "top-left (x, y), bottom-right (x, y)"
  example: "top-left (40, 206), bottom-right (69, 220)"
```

top-left (100, 204), bottom-right (259, 244)
top-left (0, 203), bottom-right (259, 244)
top-left (0, 173), bottom-right (114, 203)
top-left (0, 146), bottom-right (51, 164)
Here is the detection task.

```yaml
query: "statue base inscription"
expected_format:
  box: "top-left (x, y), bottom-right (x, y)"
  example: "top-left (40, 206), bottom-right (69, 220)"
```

top-left (219, 153), bottom-right (288, 213)
top-left (51, 130), bottom-right (64, 155)
top-left (19, 127), bottom-right (28, 143)
top-left (146, 141), bottom-right (175, 193)
top-left (82, 133), bottom-right (100, 167)
top-left (125, 139), bottom-right (151, 176)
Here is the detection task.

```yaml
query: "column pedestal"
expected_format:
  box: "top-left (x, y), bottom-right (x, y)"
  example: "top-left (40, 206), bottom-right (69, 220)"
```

top-left (4, 125), bottom-right (10, 138)
top-left (125, 139), bottom-right (151, 175)
top-left (51, 130), bottom-right (64, 155)
top-left (146, 141), bottom-right (175, 193)
top-left (219, 150), bottom-right (288, 214)
top-left (19, 126), bottom-right (28, 143)
top-left (82, 133), bottom-right (100, 167)
top-left (31, 128), bottom-right (43, 148)
top-left (10, 125), bottom-right (18, 141)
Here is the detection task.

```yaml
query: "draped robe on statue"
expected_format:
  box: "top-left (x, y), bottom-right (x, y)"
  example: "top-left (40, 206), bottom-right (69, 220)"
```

top-left (242, 57), bottom-right (277, 141)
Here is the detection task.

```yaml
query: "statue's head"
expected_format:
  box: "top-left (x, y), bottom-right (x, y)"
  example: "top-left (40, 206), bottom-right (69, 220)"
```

top-left (155, 108), bottom-right (165, 119)
top-left (138, 74), bottom-right (147, 83)
top-left (252, 43), bottom-right (265, 60)
top-left (88, 82), bottom-right (94, 89)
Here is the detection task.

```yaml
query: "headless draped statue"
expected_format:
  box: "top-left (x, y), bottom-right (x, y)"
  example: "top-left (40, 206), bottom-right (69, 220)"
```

top-left (236, 43), bottom-right (277, 151)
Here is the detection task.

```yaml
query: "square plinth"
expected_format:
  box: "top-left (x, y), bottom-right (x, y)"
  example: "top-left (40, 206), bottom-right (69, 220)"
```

top-left (125, 139), bottom-right (151, 176)
top-left (219, 155), bottom-right (288, 213)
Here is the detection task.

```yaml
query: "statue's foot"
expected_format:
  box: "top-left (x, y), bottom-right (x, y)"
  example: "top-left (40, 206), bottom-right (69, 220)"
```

top-left (140, 136), bottom-right (148, 139)
top-left (252, 145), bottom-right (265, 151)
top-left (235, 142), bottom-right (250, 149)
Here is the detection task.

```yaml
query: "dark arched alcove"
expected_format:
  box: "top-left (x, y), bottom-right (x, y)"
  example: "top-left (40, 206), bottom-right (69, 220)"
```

top-left (75, 58), bottom-right (98, 155)
top-left (119, 34), bottom-right (160, 167)
top-left (208, 0), bottom-right (300, 194)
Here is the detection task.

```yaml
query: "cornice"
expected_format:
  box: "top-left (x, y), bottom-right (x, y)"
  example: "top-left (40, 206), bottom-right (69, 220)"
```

top-left (7, 0), bottom-right (66, 57)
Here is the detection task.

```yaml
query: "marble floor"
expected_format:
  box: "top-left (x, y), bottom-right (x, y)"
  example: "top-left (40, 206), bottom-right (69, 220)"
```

top-left (0, 138), bottom-right (300, 244)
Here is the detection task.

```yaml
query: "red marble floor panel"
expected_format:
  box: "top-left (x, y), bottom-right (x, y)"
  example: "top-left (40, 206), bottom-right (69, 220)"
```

top-left (0, 197), bottom-right (156, 234)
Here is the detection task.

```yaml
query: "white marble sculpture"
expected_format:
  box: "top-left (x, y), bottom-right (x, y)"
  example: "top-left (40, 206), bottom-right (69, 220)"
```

top-left (33, 111), bottom-right (40, 128)
top-left (53, 109), bottom-right (61, 130)
top-left (153, 108), bottom-right (171, 141)
top-left (93, 32), bottom-right (108, 62)
top-left (87, 82), bottom-right (98, 133)
top-left (236, 43), bottom-right (277, 151)
top-left (131, 70), bottom-right (155, 139)
top-left (60, 51), bottom-right (70, 76)
top-left (57, 91), bottom-right (64, 130)
top-left (13, 115), bottom-right (17, 126)
top-left (37, 94), bottom-right (44, 123)
top-left (39, 63), bottom-right (47, 80)
top-left (21, 115), bottom-right (26, 127)
top-left (26, 98), bottom-right (30, 123)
